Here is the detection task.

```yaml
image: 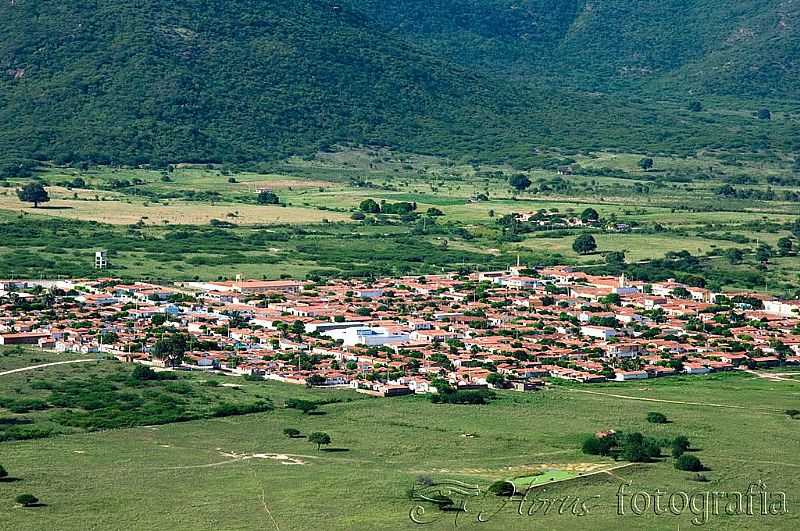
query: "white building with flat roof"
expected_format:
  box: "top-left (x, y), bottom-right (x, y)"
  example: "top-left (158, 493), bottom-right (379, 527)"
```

top-left (323, 326), bottom-right (409, 347)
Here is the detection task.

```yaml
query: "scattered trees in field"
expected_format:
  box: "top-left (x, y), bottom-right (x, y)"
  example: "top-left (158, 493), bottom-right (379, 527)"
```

top-left (572, 234), bottom-right (597, 255)
top-left (16, 182), bottom-right (49, 208)
top-left (309, 431), bottom-right (331, 451)
top-left (581, 431), bottom-right (660, 462)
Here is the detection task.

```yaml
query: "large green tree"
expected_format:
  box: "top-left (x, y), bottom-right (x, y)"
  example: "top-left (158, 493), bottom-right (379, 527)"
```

top-left (17, 183), bottom-right (49, 208)
top-left (151, 334), bottom-right (189, 367)
top-left (309, 431), bottom-right (331, 451)
top-left (572, 234), bottom-right (597, 255)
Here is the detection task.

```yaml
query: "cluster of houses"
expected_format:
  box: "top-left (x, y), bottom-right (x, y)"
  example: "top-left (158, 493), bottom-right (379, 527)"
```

top-left (1, 266), bottom-right (799, 397)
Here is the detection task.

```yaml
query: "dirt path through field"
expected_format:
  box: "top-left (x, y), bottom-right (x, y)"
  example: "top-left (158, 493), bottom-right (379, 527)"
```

top-left (567, 388), bottom-right (783, 413)
top-left (0, 359), bottom-right (96, 376)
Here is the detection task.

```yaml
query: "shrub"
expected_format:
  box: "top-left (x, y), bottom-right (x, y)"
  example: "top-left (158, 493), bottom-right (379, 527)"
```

top-left (430, 389), bottom-right (493, 405)
top-left (283, 428), bottom-right (301, 438)
top-left (0, 465), bottom-right (7, 479)
top-left (675, 454), bottom-right (704, 472)
top-left (582, 435), bottom-right (616, 456)
top-left (671, 435), bottom-right (691, 457)
top-left (285, 399), bottom-right (318, 414)
top-left (646, 412), bottom-right (668, 424)
top-left (15, 494), bottom-right (39, 507)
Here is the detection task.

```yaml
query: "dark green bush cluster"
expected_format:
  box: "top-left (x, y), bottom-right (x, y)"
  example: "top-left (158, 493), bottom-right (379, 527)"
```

top-left (430, 389), bottom-right (494, 405)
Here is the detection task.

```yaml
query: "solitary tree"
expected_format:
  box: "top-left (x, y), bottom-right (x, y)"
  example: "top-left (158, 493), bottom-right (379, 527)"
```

top-left (151, 334), bottom-right (189, 367)
top-left (508, 174), bottom-right (532, 193)
top-left (17, 182), bottom-right (49, 208)
top-left (572, 234), bottom-right (597, 255)
top-left (15, 494), bottom-right (39, 507)
top-left (756, 108), bottom-right (772, 120)
top-left (580, 207), bottom-right (600, 223)
top-left (638, 158), bottom-right (654, 171)
top-left (777, 237), bottom-right (794, 256)
top-left (308, 431), bottom-right (331, 451)
top-left (0, 464), bottom-right (7, 479)
top-left (257, 190), bottom-right (280, 205)
top-left (688, 101), bottom-right (703, 112)
top-left (359, 198), bottom-right (380, 213)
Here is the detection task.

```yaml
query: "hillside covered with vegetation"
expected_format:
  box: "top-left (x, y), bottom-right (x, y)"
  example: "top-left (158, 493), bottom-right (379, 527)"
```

top-left (0, 0), bottom-right (798, 168)
top-left (347, 0), bottom-right (800, 97)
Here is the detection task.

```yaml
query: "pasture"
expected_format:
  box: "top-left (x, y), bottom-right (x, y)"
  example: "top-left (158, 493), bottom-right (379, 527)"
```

top-left (1, 355), bottom-right (798, 530)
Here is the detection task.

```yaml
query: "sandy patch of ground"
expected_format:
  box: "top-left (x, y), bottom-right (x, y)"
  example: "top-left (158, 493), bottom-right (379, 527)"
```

top-left (219, 451), bottom-right (307, 465)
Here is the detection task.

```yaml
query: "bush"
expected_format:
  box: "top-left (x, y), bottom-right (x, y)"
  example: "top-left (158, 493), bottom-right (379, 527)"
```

top-left (671, 435), bottom-right (691, 457)
top-left (646, 412), bottom-right (668, 424)
top-left (212, 401), bottom-right (273, 417)
top-left (0, 465), bottom-right (7, 479)
top-left (15, 494), bottom-right (39, 507)
top-left (675, 454), bottom-right (704, 472)
top-left (430, 389), bottom-right (493, 405)
top-left (283, 428), bottom-right (301, 438)
top-left (285, 398), bottom-right (318, 414)
top-left (582, 435), bottom-right (616, 456)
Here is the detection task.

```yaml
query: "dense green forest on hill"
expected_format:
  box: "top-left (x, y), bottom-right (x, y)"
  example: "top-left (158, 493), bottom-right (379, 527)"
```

top-left (347, 0), bottom-right (800, 97)
top-left (0, 0), bottom-right (798, 168)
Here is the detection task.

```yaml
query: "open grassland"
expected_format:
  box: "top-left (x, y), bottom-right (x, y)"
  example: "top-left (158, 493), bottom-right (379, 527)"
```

top-left (0, 148), bottom-right (798, 294)
top-left (1, 352), bottom-right (799, 530)
top-left (0, 188), bottom-right (346, 225)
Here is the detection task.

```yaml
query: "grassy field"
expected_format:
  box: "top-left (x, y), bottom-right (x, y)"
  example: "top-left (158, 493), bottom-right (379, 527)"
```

top-left (1, 350), bottom-right (799, 530)
top-left (0, 148), bottom-right (798, 295)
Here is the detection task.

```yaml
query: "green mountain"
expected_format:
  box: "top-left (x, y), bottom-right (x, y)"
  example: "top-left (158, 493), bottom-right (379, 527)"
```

top-left (346, 0), bottom-right (800, 98)
top-left (0, 0), bottom-right (521, 164)
top-left (0, 1), bottom-right (796, 167)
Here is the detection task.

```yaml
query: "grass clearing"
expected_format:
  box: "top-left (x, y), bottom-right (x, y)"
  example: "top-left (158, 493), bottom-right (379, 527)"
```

top-left (1, 353), bottom-right (798, 530)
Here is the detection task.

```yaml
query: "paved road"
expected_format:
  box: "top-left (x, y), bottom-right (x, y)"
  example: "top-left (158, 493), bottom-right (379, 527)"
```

top-left (0, 358), bottom-right (97, 377)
